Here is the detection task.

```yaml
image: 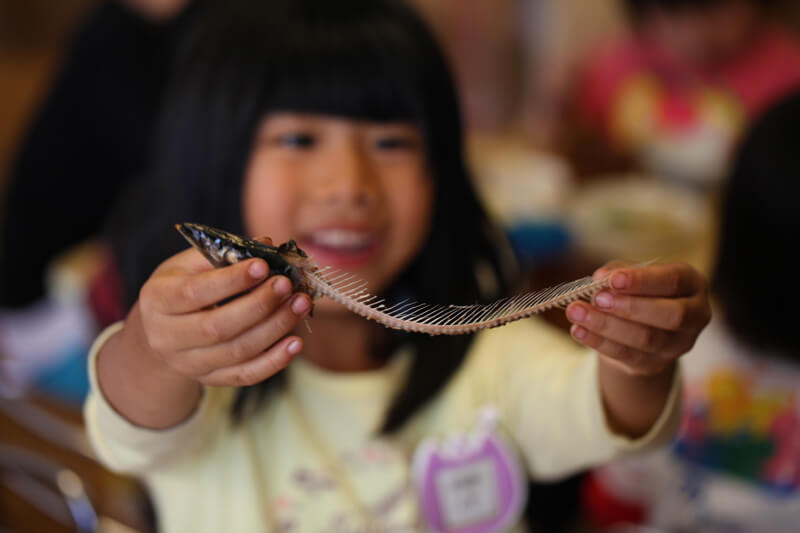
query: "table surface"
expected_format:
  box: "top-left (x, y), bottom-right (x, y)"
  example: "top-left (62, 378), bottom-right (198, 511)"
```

top-left (0, 393), bottom-right (153, 533)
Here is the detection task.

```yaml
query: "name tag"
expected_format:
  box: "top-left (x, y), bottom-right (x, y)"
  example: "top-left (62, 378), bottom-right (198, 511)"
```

top-left (413, 407), bottom-right (527, 533)
top-left (436, 458), bottom-right (498, 528)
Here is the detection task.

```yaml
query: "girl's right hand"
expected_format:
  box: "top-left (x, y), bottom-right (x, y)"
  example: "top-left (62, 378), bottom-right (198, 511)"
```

top-left (134, 244), bottom-right (312, 387)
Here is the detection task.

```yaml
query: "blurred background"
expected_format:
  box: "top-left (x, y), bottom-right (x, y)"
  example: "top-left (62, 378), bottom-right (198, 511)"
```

top-left (1, 0), bottom-right (799, 531)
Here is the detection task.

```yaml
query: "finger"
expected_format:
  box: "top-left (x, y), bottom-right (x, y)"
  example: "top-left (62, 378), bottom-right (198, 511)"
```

top-left (147, 257), bottom-right (270, 314)
top-left (254, 236), bottom-right (274, 245)
top-left (605, 263), bottom-right (702, 297)
top-left (591, 291), bottom-right (705, 331)
top-left (567, 302), bottom-right (672, 354)
top-left (174, 275), bottom-right (297, 348)
top-left (171, 293), bottom-right (312, 375)
top-left (570, 325), bottom-right (667, 376)
top-left (200, 336), bottom-right (303, 387)
top-left (593, 260), bottom-right (632, 280)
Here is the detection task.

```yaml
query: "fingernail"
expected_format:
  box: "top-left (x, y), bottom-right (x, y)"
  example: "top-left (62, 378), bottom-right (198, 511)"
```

top-left (571, 325), bottom-right (587, 340)
top-left (272, 276), bottom-right (291, 297)
top-left (249, 260), bottom-right (267, 279)
top-left (567, 305), bottom-right (587, 322)
top-left (595, 291), bottom-right (614, 308)
top-left (611, 273), bottom-right (629, 289)
top-left (291, 295), bottom-right (310, 315)
top-left (287, 339), bottom-right (302, 355)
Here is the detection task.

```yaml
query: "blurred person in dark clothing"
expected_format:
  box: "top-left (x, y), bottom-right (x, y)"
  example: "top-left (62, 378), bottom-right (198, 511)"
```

top-left (0, 0), bottom-right (200, 400)
top-left (0, 0), bottom-right (196, 309)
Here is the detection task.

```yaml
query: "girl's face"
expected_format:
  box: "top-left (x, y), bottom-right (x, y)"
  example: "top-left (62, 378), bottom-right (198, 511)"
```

top-left (243, 112), bottom-right (434, 314)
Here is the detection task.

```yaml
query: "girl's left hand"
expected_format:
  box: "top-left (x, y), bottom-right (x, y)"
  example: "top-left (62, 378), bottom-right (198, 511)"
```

top-left (565, 261), bottom-right (711, 376)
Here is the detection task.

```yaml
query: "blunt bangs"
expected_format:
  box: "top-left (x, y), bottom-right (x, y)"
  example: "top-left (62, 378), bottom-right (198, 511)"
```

top-left (265, 32), bottom-right (416, 123)
top-left (258, 2), bottom-right (423, 123)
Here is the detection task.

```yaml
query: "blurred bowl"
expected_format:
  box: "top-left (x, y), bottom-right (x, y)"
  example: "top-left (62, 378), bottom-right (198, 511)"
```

top-left (567, 175), bottom-right (710, 263)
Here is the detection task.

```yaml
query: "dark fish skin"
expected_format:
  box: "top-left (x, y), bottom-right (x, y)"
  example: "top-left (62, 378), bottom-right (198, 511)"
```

top-left (175, 222), bottom-right (318, 296)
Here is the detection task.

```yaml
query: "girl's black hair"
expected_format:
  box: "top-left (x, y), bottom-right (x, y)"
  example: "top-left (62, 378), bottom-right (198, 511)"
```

top-left (624, 0), bottom-right (774, 19)
top-left (108, 0), bottom-right (515, 433)
top-left (711, 89), bottom-right (800, 360)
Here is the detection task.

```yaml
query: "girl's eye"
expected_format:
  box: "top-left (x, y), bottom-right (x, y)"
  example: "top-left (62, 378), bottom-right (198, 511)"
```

top-left (275, 132), bottom-right (316, 148)
top-left (374, 135), bottom-right (418, 151)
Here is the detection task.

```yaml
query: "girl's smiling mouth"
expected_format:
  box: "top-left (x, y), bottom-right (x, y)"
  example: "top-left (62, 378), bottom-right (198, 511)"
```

top-left (299, 227), bottom-right (380, 269)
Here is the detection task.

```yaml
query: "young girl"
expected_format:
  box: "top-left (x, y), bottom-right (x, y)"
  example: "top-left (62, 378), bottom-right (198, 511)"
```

top-left (86, 1), bottom-right (710, 531)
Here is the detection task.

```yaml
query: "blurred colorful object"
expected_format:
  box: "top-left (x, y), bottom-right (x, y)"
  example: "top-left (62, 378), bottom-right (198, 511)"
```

top-left (676, 367), bottom-right (800, 494)
top-left (610, 74), bottom-right (742, 186)
top-left (582, 318), bottom-right (800, 532)
top-left (576, 24), bottom-right (800, 185)
top-left (0, 241), bottom-right (111, 404)
top-left (0, 297), bottom-right (95, 402)
top-left (469, 138), bottom-right (575, 266)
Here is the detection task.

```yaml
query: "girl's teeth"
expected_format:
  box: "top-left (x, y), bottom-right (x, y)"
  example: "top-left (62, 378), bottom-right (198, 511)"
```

top-left (311, 230), bottom-right (373, 249)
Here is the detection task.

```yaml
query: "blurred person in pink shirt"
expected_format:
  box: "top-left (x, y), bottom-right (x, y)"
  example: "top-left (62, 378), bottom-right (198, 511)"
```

top-left (570, 0), bottom-right (800, 183)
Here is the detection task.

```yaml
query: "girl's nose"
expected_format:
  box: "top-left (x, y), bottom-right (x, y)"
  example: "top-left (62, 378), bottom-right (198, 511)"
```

top-left (313, 145), bottom-right (377, 207)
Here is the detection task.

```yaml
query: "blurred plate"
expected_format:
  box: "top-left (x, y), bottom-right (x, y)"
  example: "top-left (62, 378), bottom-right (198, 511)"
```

top-left (568, 176), bottom-right (710, 262)
top-left (468, 135), bottom-right (574, 225)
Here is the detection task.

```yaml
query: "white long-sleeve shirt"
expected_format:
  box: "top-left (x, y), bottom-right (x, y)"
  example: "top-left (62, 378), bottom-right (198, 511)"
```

top-left (85, 318), bottom-right (681, 532)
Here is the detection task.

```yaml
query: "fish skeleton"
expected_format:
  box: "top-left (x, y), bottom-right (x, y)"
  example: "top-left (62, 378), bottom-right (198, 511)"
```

top-left (176, 222), bottom-right (614, 336)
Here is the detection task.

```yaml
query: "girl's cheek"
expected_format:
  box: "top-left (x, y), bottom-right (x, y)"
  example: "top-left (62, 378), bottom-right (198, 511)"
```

top-left (393, 178), bottom-right (434, 249)
top-left (242, 160), bottom-right (296, 240)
